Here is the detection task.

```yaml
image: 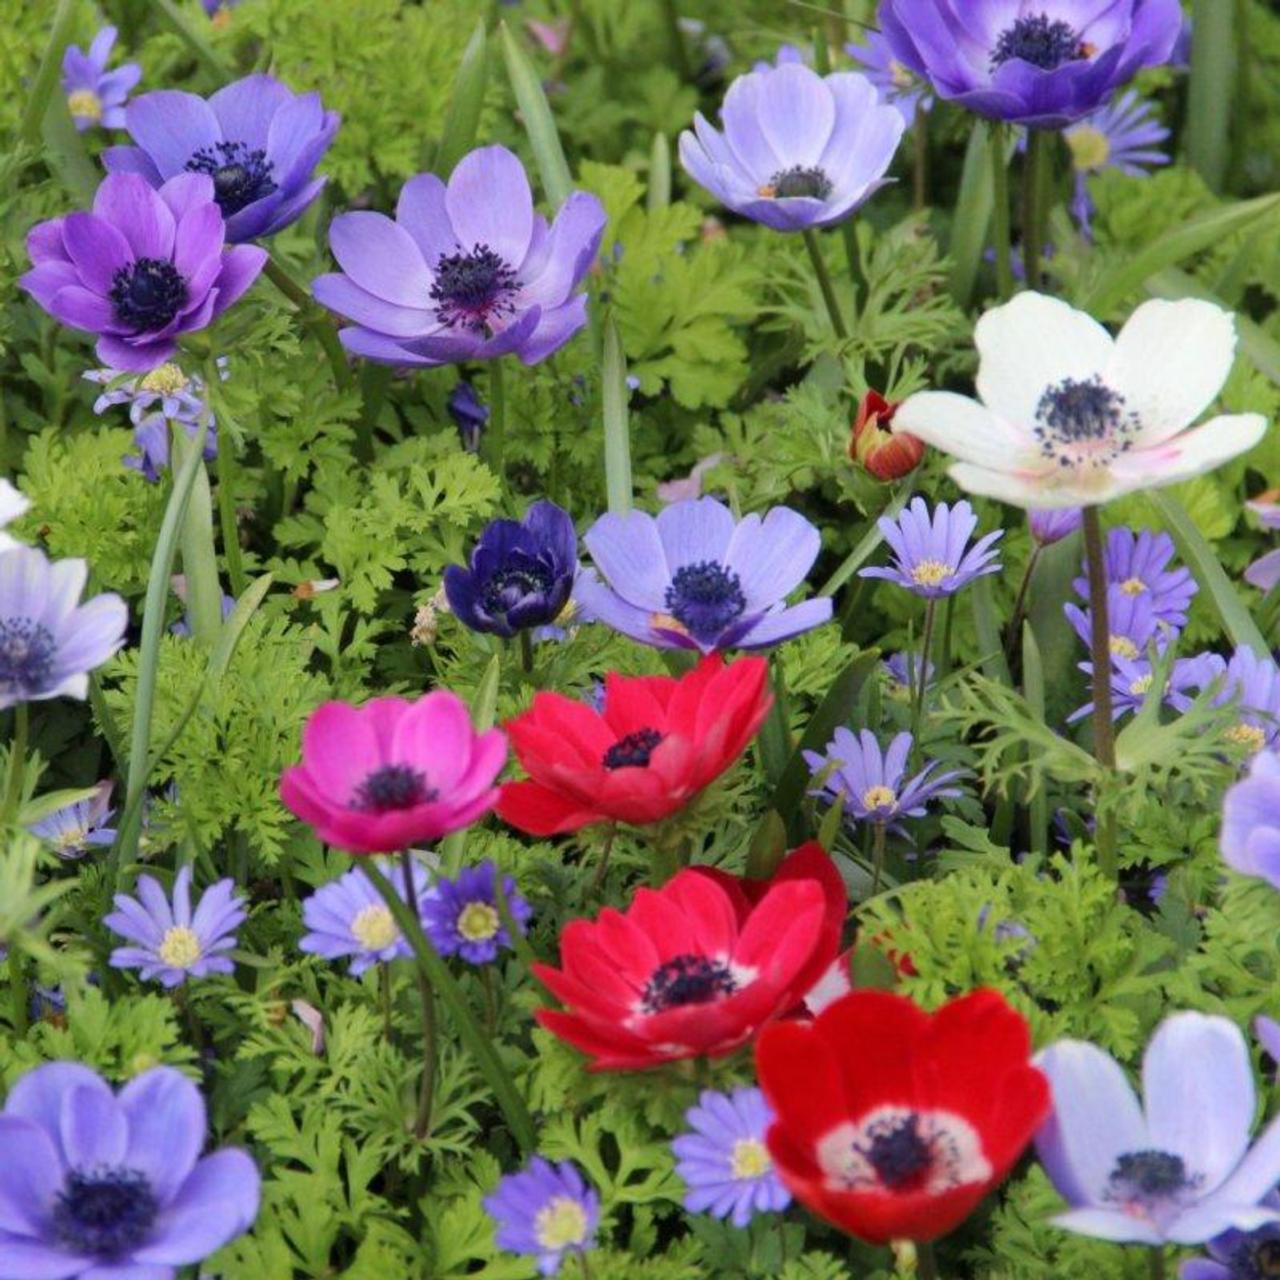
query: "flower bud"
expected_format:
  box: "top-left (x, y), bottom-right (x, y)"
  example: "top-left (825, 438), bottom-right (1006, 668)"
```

top-left (851, 391), bottom-right (924, 480)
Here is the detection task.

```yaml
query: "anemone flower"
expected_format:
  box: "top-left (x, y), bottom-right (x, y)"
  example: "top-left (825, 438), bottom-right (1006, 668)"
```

top-left (61, 26), bottom-right (141, 131)
top-left (484, 1157), bottom-right (599, 1276)
top-left (860, 497), bottom-right (1002, 598)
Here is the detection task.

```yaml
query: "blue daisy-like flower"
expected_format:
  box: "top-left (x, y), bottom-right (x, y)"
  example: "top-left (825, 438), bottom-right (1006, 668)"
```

top-left (861, 497), bottom-right (1003, 599)
top-left (421, 861), bottom-right (532, 966)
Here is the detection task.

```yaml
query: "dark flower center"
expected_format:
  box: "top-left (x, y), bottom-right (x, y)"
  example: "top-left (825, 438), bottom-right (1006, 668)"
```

top-left (351, 764), bottom-right (434, 812)
top-left (765, 165), bottom-right (833, 200)
top-left (858, 1113), bottom-right (932, 1190)
top-left (603, 727), bottom-right (664, 770)
top-left (108, 258), bottom-right (187, 333)
top-left (1235, 1233), bottom-right (1280, 1279)
top-left (53, 1167), bottom-right (158, 1257)
top-left (665, 561), bottom-right (747, 642)
top-left (0, 618), bottom-right (57, 692)
top-left (481, 565), bottom-right (553, 619)
top-left (1107, 1150), bottom-right (1198, 1203)
top-left (642, 953), bottom-right (737, 1011)
top-left (1034, 375), bottom-right (1137, 469)
top-left (185, 140), bottom-right (277, 217)
top-left (430, 244), bottom-right (521, 334)
top-left (991, 14), bottom-right (1087, 70)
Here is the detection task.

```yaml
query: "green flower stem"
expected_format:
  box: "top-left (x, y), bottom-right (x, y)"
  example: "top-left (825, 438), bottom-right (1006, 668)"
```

top-left (484, 358), bottom-right (507, 480)
top-left (1, 703), bottom-right (29, 831)
top-left (802, 229), bottom-right (850, 341)
top-left (590, 823), bottom-right (617, 895)
top-left (909, 597), bottom-right (938, 766)
top-left (989, 121), bottom-right (1015, 301)
top-left (1082, 507), bottom-right (1118, 879)
top-left (210, 369), bottom-right (247, 599)
top-left (913, 109), bottom-right (930, 210)
top-left (1021, 128), bottom-right (1051, 290)
top-left (519, 629), bottom-right (534, 676)
top-left (916, 1241), bottom-right (940, 1280)
top-left (8, 945), bottom-right (28, 1038)
top-left (1004, 547), bottom-right (1042, 662)
top-left (1148, 1247), bottom-right (1165, 1280)
top-left (870, 822), bottom-right (887, 897)
top-left (399, 849), bottom-right (436, 1140)
top-left (841, 220), bottom-right (864, 319)
top-left (263, 258), bottom-right (352, 394)
top-left (363, 859), bottom-right (537, 1152)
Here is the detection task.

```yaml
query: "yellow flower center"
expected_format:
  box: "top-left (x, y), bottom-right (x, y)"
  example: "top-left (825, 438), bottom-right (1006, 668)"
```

top-left (1110, 635), bottom-right (1139, 661)
top-left (140, 362), bottom-right (187, 395)
top-left (1119, 576), bottom-right (1147, 596)
top-left (1066, 124), bottom-right (1111, 172)
top-left (457, 901), bottom-right (500, 943)
top-left (351, 904), bottom-right (398, 951)
top-left (862, 784), bottom-right (896, 811)
top-left (67, 89), bottom-right (103, 122)
top-left (889, 59), bottom-right (914, 90)
top-left (909, 559), bottom-right (953, 588)
top-left (158, 926), bottom-right (202, 969)
top-left (1129, 674), bottom-right (1153, 696)
top-left (534, 1196), bottom-right (589, 1250)
top-left (729, 1138), bottom-right (772, 1180)
top-left (1225, 723), bottom-right (1267, 753)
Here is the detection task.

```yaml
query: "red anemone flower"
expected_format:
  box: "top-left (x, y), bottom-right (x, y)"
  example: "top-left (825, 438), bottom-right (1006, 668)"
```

top-left (533, 865), bottom-right (832, 1070)
top-left (497, 655), bottom-right (771, 836)
top-left (756, 989), bottom-right (1050, 1244)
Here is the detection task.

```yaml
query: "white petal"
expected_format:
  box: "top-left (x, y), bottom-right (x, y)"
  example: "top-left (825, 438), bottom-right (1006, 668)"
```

top-left (0, 480), bottom-right (30, 528)
top-left (945, 461), bottom-right (1120, 510)
top-left (1108, 299), bottom-right (1237, 444)
top-left (893, 391), bottom-right (1036, 469)
top-left (975, 292), bottom-right (1115, 426)
top-left (1110, 414), bottom-right (1268, 490)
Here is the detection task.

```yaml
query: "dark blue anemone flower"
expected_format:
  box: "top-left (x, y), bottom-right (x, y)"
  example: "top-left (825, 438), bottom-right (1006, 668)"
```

top-left (444, 500), bottom-right (578, 638)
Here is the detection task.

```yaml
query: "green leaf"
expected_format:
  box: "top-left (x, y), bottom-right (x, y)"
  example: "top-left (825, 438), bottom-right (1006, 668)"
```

top-left (647, 131), bottom-right (671, 212)
top-left (41, 97), bottom-right (98, 204)
top-left (1021, 623), bottom-right (1049, 858)
top-left (602, 315), bottom-right (633, 515)
top-left (1186, 0), bottom-right (1235, 192)
top-left (171, 431), bottom-right (223, 646)
top-left (948, 121), bottom-right (997, 307)
top-left (434, 18), bottom-right (489, 176)
top-left (500, 22), bottom-right (572, 209)
top-left (18, 0), bottom-right (77, 148)
top-left (151, 0), bottom-right (236, 82)
top-left (745, 809), bottom-right (788, 879)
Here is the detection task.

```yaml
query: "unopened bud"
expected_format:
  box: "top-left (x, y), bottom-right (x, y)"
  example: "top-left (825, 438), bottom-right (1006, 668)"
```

top-left (852, 391), bottom-right (924, 481)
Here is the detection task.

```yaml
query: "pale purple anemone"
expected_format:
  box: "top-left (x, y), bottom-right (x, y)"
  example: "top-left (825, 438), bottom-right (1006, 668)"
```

top-left (860, 496), bottom-right (1003, 599)
top-left (1029, 506), bottom-right (1083, 545)
top-left (484, 1157), bottom-right (599, 1276)
top-left (1245, 495), bottom-right (1280, 594)
top-left (1035, 1012), bottom-right (1280, 1244)
top-left (0, 546), bottom-right (127, 711)
top-left (1065, 585), bottom-right (1166, 662)
top-left (1171, 647), bottom-right (1280, 754)
top-left (27, 782), bottom-right (116, 860)
top-left (1068, 651), bottom-right (1221, 724)
top-left (19, 172), bottom-right (266, 372)
top-left (573, 497), bottom-right (832, 653)
top-left (105, 866), bottom-right (247, 988)
top-left (1072, 527), bottom-right (1195, 628)
top-left (678, 61), bottom-right (905, 231)
top-left (104, 73), bottom-right (338, 242)
top-left (878, 0), bottom-right (1184, 129)
top-left (1220, 751), bottom-right (1280, 890)
top-left (0, 1061), bottom-right (260, 1277)
top-left (846, 29), bottom-right (933, 126)
top-left (313, 145), bottom-right (606, 368)
top-left (61, 26), bottom-right (141, 131)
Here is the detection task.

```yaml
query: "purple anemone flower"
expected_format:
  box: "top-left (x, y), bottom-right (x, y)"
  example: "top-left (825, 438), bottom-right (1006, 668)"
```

top-left (1065, 586), bottom-right (1166, 662)
top-left (300, 857), bottom-right (436, 976)
top-left (105, 866), bottom-right (247, 988)
top-left (0, 546), bottom-right (127, 710)
top-left (678, 61), bottom-right (905, 231)
top-left (484, 1157), bottom-right (599, 1276)
top-left (1180, 1205), bottom-right (1280, 1280)
top-left (879, 0), bottom-right (1183, 129)
top-left (1029, 506), bottom-right (1083, 545)
top-left (1072, 527), bottom-right (1195, 628)
top-left (804, 728), bottom-right (964, 834)
top-left (449, 380), bottom-right (489, 452)
top-left (861, 496), bottom-right (1003, 599)
top-left (672, 1087), bottom-right (792, 1227)
top-left (27, 782), bottom-right (116, 860)
top-left (846, 30), bottom-right (934, 126)
top-left (1066, 651), bottom-right (1210, 724)
top-left (1035, 1012), bottom-right (1280, 1244)
top-left (0, 1061), bottom-right (260, 1276)
top-left (313, 145), bottom-right (606, 368)
top-left (574, 497), bottom-right (832, 653)
top-left (444, 501), bottom-right (578, 639)
top-left (882, 651), bottom-right (936, 700)
top-left (126, 416), bottom-right (220, 484)
top-left (1220, 751), bottom-right (1280, 890)
top-left (20, 172), bottom-right (266, 373)
top-left (104, 73), bottom-right (338, 242)
top-left (751, 44), bottom-right (810, 72)
top-left (1171, 647), bottom-right (1280, 754)
top-left (61, 26), bottom-right (141, 132)
top-left (421, 861), bottom-right (532, 967)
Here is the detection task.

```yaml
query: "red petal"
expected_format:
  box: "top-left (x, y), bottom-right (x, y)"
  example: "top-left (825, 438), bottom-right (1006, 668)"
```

top-left (757, 1020), bottom-right (852, 1149)
top-left (658, 871), bottom-right (742, 955)
top-left (495, 780), bottom-right (603, 835)
top-left (814, 990), bottom-right (929, 1115)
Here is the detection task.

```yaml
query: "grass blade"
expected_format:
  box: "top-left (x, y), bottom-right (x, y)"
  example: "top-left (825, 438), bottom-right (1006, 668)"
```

top-left (948, 121), bottom-right (996, 307)
top-left (648, 132), bottom-right (671, 212)
top-left (433, 18), bottom-right (489, 176)
top-left (500, 21), bottom-right (572, 208)
top-left (171, 429), bottom-right (223, 646)
top-left (19, 0), bottom-right (77, 148)
top-left (602, 315), bottom-right (633, 515)
top-left (1186, 0), bottom-right (1234, 193)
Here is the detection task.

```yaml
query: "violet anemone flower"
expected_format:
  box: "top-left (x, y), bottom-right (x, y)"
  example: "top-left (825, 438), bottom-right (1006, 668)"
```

top-left (105, 73), bottom-right (338, 242)
top-left (105, 865), bottom-right (247, 987)
top-left (61, 26), bottom-right (141, 132)
top-left (444, 501), bottom-right (578, 639)
top-left (0, 1061), bottom-right (260, 1276)
top-left (878, 0), bottom-right (1184, 129)
top-left (1035, 1012), bottom-right (1280, 1244)
top-left (846, 30), bottom-right (933, 126)
top-left (1180, 1207), bottom-right (1280, 1280)
top-left (804, 728), bottom-right (964, 834)
top-left (1029, 506), bottom-right (1083, 545)
top-left (1066, 651), bottom-right (1217, 724)
top-left (484, 1157), bottom-right (600, 1276)
top-left (1220, 751), bottom-right (1280, 890)
top-left (882, 652), bottom-right (935, 700)
top-left (678, 61), bottom-right (905, 231)
top-left (1172, 647), bottom-right (1280, 755)
top-left (313, 145), bottom-right (606, 367)
top-left (1072, 527), bottom-right (1195, 628)
top-left (449, 380), bottom-right (488, 452)
top-left (860, 496), bottom-right (1003, 599)
top-left (574, 497), bottom-right (832, 653)
top-left (127, 416), bottom-right (219, 484)
top-left (1065, 586), bottom-right (1165, 662)
top-left (27, 782), bottom-right (116, 860)
top-left (0, 546), bottom-right (127, 710)
top-left (20, 172), bottom-right (266, 372)
top-left (421, 861), bottom-right (532, 966)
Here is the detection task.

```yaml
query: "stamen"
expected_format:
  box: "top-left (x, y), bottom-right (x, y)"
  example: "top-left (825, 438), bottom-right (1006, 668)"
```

top-left (457, 901), bottom-right (500, 942)
top-left (351, 764), bottom-right (434, 812)
top-left (991, 14), bottom-right (1087, 71)
top-left (642, 953), bottom-right (737, 1011)
top-left (53, 1168), bottom-right (159, 1256)
top-left (909, 559), bottom-right (954, 588)
top-left (430, 244), bottom-right (521, 334)
top-left (533, 1196), bottom-right (590, 1250)
top-left (1033, 376), bottom-right (1137, 472)
top-left (67, 89), bottom-right (103, 122)
top-left (664, 561), bottom-right (747, 642)
top-left (158, 926), bottom-right (201, 969)
top-left (481, 565), bottom-right (553, 618)
top-left (185, 140), bottom-right (277, 217)
top-left (1105, 1149), bottom-right (1200, 1209)
top-left (603, 727), bottom-right (664, 770)
top-left (858, 1113), bottom-right (933, 1190)
top-left (1119, 576), bottom-right (1147, 596)
top-left (351, 903), bottom-right (398, 950)
top-left (759, 165), bottom-right (834, 200)
top-left (861, 784), bottom-right (897, 812)
top-left (1226, 723), bottom-right (1268, 753)
top-left (0, 618), bottom-right (58, 695)
top-left (108, 259), bottom-right (188, 333)
top-left (729, 1138), bottom-right (772, 1180)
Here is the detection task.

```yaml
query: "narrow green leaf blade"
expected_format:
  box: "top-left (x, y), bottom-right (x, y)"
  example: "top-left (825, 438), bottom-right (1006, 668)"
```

top-left (434, 19), bottom-right (489, 176)
top-left (1186, 0), bottom-right (1234, 193)
top-left (19, 0), bottom-right (77, 147)
top-left (152, 0), bottom-right (235, 82)
top-left (602, 315), bottom-right (633, 515)
top-left (500, 22), bottom-right (572, 209)
top-left (948, 121), bottom-right (995, 307)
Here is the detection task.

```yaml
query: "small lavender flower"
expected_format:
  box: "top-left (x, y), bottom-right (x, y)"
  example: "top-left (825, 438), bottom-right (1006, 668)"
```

top-left (300, 858), bottom-right (436, 976)
top-left (105, 865), bottom-right (246, 987)
top-left (861, 497), bottom-right (1003, 599)
top-left (845, 30), bottom-right (933, 125)
top-left (85, 358), bottom-right (226, 428)
top-left (1064, 91), bottom-right (1170, 238)
top-left (1173, 647), bottom-right (1280, 754)
top-left (882, 651), bottom-right (935, 700)
top-left (1030, 506), bottom-right (1083, 546)
top-left (672, 1087), bottom-right (791, 1227)
top-left (126, 417), bottom-right (220, 484)
top-left (1244, 493), bottom-right (1280, 594)
top-left (1220, 751), bottom-right (1280, 890)
top-left (804, 728), bottom-right (964, 834)
top-left (422, 861), bottom-right (531, 966)
top-left (484, 1157), bottom-right (600, 1276)
top-left (0, 546), bottom-right (127, 710)
top-left (27, 781), bottom-right (116, 859)
top-left (449, 380), bottom-right (489, 452)
top-left (1073, 527), bottom-right (1196, 629)
top-left (61, 26), bottom-right (141, 131)
top-left (1065, 586), bottom-right (1166, 663)
top-left (575, 497), bottom-right (831, 653)
top-left (170, 585), bottom-right (235, 636)
top-left (1180, 1210), bottom-right (1280, 1280)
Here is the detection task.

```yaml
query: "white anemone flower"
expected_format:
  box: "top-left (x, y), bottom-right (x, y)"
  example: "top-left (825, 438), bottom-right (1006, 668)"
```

top-left (0, 479), bottom-right (30, 552)
top-left (894, 293), bottom-right (1268, 509)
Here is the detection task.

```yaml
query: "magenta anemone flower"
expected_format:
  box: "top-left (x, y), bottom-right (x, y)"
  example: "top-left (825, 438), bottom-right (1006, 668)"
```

top-left (61, 26), bottom-right (141, 131)
top-left (20, 172), bottom-right (265, 373)
top-left (313, 145), bottom-right (606, 368)
top-left (105, 73), bottom-right (339, 242)
top-left (281, 692), bottom-right (507, 854)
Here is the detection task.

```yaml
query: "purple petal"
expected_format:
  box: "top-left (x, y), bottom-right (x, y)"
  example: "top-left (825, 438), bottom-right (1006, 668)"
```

top-left (208, 245), bottom-right (267, 319)
top-left (60, 1082), bottom-right (127, 1168)
top-left (396, 173), bottom-right (459, 266)
top-left (512, 294), bottom-right (588, 364)
top-left (118, 1068), bottom-right (206, 1204)
top-left (444, 145), bottom-right (532, 266)
top-left (124, 92), bottom-right (221, 179)
top-left (329, 211), bottom-right (431, 306)
top-left (60, 212), bottom-right (133, 295)
top-left (0, 1116), bottom-right (62, 1236)
top-left (101, 145), bottom-right (164, 185)
top-left (208, 74), bottom-right (290, 150)
top-left (92, 173), bottom-right (175, 261)
top-left (132, 1149), bottom-right (261, 1265)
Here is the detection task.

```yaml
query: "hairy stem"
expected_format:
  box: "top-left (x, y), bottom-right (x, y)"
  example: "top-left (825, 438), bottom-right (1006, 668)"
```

top-left (802, 229), bottom-right (850, 341)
